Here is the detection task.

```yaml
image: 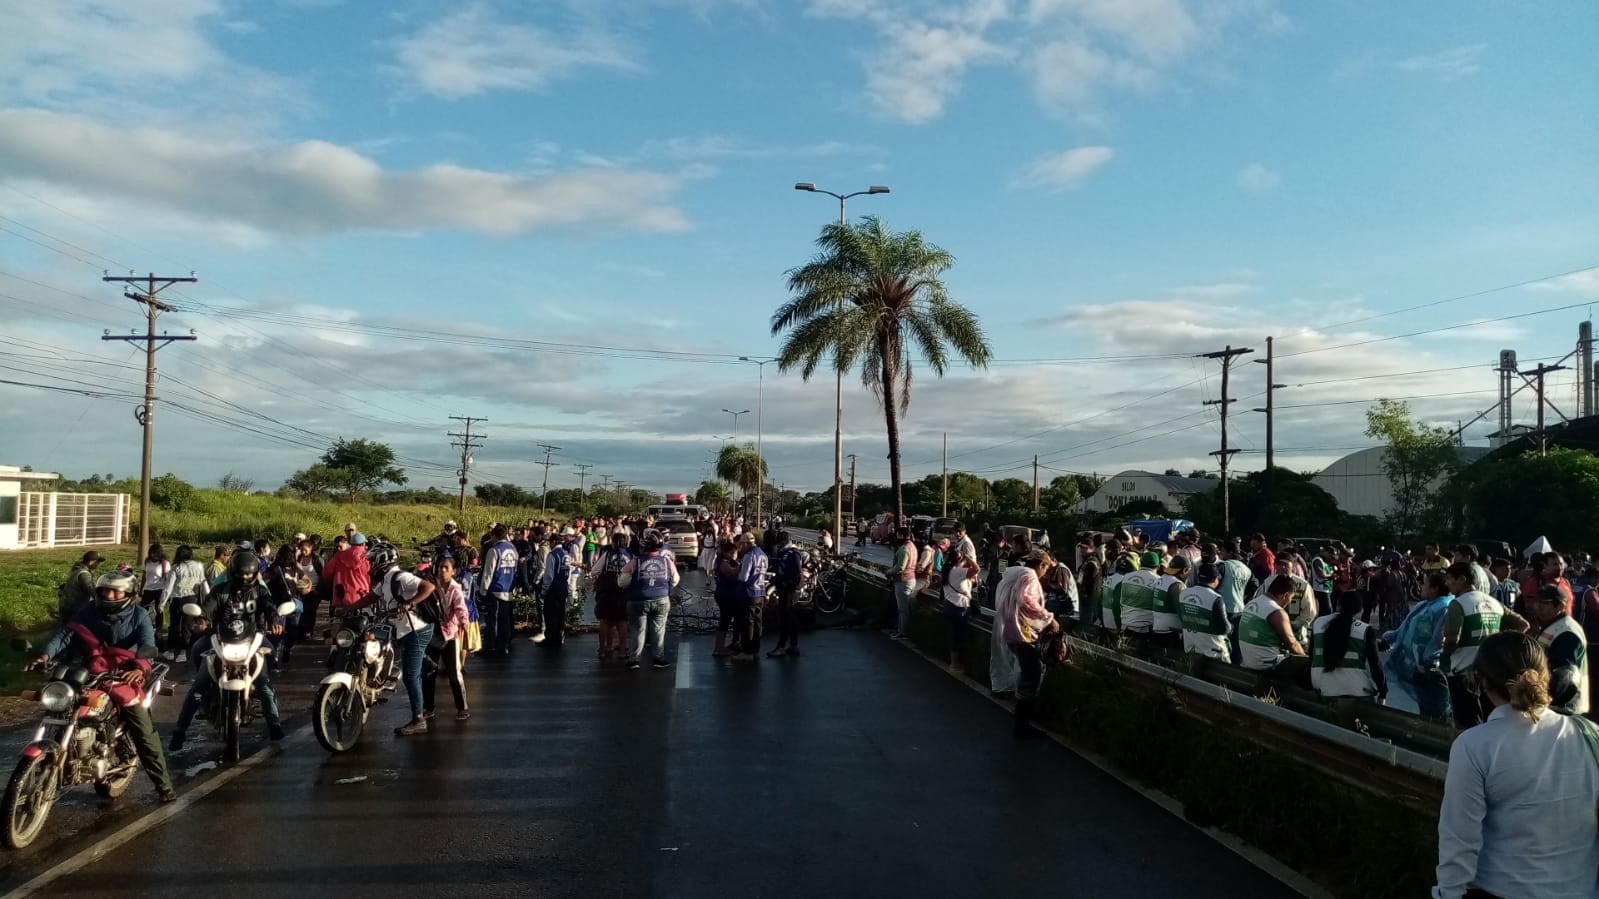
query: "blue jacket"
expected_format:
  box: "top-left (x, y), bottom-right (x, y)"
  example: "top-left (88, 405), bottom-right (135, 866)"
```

top-left (773, 546), bottom-right (804, 590)
top-left (480, 540), bottom-right (519, 594)
top-left (41, 602), bottom-right (157, 660)
top-left (738, 547), bottom-right (769, 599)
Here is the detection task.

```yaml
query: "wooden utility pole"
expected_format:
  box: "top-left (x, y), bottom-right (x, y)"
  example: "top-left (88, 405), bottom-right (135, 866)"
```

top-left (101, 273), bottom-right (197, 565)
top-left (536, 444), bottom-right (560, 513)
top-left (1202, 345), bottom-right (1253, 533)
top-left (1032, 454), bottom-right (1040, 514)
top-left (1521, 363), bottom-right (1568, 457)
top-left (1250, 337), bottom-right (1285, 528)
top-left (447, 415), bottom-right (486, 513)
top-left (574, 463), bottom-right (593, 496)
top-left (941, 434), bottom-right (948, 517)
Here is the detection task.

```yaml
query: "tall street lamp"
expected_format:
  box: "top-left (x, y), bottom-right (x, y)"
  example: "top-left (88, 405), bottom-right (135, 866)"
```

top-left (793, 181), bottom-right (890, 548)
top-left (740, 355), bottom-right (774, 522)
top-left (722, 408), bottom-right (749, 442)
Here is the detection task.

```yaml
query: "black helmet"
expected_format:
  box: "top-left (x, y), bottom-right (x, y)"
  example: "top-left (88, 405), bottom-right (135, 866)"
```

top-left (366, 541), bottom-right (398, 572)
top-left (640, 529), bottom-right (664, 552)
top-left (228, 551), bottom-right (260, 581)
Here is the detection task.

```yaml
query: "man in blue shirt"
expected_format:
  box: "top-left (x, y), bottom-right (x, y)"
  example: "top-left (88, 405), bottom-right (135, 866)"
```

top-left (618, 529), bottom-right (678, 669)
top-left (478, 525), bottom-right (519, 656)
top-left (732, 534), bottom-right (769, 662)
top-left (1215, 540), bottom-right (1252, 663)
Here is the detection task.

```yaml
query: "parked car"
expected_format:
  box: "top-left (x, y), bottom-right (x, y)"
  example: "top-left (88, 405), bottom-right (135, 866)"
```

top-left (930, 518), bottom-right (962, 545)
top-left (908, 515), bottom-right (935, 542)
top-left (868, 513), bottom-right (897, 544)
top-left (1000, 525), bottom-right (1051, 551)
top-left (656, 518), bottom-right (700, 567)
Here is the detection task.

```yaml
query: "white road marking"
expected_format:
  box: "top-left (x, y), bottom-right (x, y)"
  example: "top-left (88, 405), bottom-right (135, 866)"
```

top-left (7, 725), bottom-right (309, 898)
top-left (675, 638), bottom-right (693, 689)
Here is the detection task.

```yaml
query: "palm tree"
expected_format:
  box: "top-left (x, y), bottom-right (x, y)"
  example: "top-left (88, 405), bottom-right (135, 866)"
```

top-left (694, 480), bottom-right (732, 513)
top-left (772, 216), bottom-right (991, 520)
top-left (715, 443), bottom-right (766, 505)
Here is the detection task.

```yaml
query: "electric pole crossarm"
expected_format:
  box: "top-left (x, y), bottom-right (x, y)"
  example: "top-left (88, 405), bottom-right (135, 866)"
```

top-left (1199, 345), bottom-right (1253, 533)
top-left (447, 415), bottom-right (487, 514)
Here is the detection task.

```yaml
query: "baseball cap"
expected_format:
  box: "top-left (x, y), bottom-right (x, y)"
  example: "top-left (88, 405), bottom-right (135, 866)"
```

top-left (1140, 551), bottom-right (1162, 569)
top-left (237, 539), bottom-right (253, 550)
top-left (350, 533), bottom-right (367, 546)
top-left (81, 550), bottom-right (104, 563)
top-left (561, 527), bottom-right (575, 536)
top-left (293, 532), bottom-right (307, 541)
top-left (344, 522), bottom-right (358, 532)
top-left (1164, 555), bottom-right (1191, 573)
top-left (1196, 562), bottom-right (1220, 582)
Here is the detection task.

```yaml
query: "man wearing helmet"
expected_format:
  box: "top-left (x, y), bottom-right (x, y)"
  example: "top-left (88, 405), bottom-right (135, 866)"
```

top-left (618, 528), bottom-right (679, 669)
top-left (34, 569), bottom-right (177, 803)
top-left (168, 551), bottom-right (286, 753)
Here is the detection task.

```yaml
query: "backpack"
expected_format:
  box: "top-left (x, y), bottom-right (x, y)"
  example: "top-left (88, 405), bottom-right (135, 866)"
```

top-left (387, 570), bottom-right (441, 625)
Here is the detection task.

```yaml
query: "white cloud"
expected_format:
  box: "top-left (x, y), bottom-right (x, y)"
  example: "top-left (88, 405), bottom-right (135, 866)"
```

top-left (1530, 269), bottom-right (1599, 295)
top-left (0, 108), bottom-right (690, 238)
top-left (1237, 162), bottom-right (1281, 192)
top-left (392, 4), bottom-right (641, 99)
top-left (1396, 44), bottom-right (1487, 82)
top-left (1011, 145), bottom-right (1114, 192)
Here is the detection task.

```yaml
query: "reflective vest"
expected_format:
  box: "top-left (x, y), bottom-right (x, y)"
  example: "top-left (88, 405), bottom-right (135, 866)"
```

top-left (1310, 615), bottom-right (1377, 697)
top-left (1238, 596), bottom-right (1287, 671)
top-left (1153, 574), bottom-right (1184, 634)
top-left (1537, 615), bottom-right (1590, 715)
top-left (1100, 573), bottom-right (1125, 630)
top-left (634, 554), bottom-right (672, 600)
top-left (1116, 569), bottom-right (1160, 634)
top-left (1179, 586), bottom-right (1229, 660)
top-left (1446, 590), bottom-right (1504, 674)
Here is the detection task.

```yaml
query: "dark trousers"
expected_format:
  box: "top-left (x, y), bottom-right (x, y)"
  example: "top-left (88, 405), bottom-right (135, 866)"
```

top-left (1009, 642), bottom-right (1044, 734)
top-left (142, 591), bottom-right (167, 650)
top-left (772, 588), bottom-right (800, 650)
top-left (1448, 673), bottom-right (1491, 729)
top-left (423, 635), bottom-right (467, 714)
top-left (165, 595), bottom-right (198, 655)
top-left (732, 596), bottom-right (762, 653)
top-left (120, 702), bottom-right (174, 793)
top-left (300, 591), bottom-right (324, 640)
top-left (542, 590), bottom-right (567, 647)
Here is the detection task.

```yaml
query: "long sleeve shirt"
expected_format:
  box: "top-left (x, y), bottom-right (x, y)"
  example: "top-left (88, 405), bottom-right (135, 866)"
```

top-left (996, 566), bottom-right (1051, 645)
top-left (1432, 706), bottom-right (1599, 899)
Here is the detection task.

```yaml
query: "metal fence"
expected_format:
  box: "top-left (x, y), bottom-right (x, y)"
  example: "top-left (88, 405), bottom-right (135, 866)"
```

top-left (18, 492), bottom-right (127, 548)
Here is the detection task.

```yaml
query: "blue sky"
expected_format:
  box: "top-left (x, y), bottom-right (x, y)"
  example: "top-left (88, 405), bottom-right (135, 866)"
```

top-left (2, 0), bottom-right (1596, 497)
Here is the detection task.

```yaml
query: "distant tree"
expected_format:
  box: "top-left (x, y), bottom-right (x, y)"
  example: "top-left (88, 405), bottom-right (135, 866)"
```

top-left (716, 444), bottom-right (767, 499)
top-left (1116, 499), bottom-right (1172, 519)
top-left (1163, 468), bottom-right (1181, 477)
top-left (1364, 399), bottom-right (1459, 540)
top-left (1462, 447), bottom-right (1599, 551)
top-left (1187, 469), bottom-right (1217, 479)
top-left (694, 481), bottom-right (732, 512)
top-left (149, 473), bottom-right (197, 511)
top-left (475, 483), bottom-right (538, 507)
top-left (989, 477), bottom-right (1032, 512)
top-left (217, 471), bottom-right (255, 493)
top-left (286, 438), bottom-right (406, 499)
top-left (1183, 468), bottom-right (1343, 538)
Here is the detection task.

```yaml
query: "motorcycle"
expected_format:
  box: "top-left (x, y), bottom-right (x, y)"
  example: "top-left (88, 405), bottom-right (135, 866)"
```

top-left (313, 610), bottom-right (397, 753)
top-left (180, 597), bottom-right (297, 763)
top-left (809, 552), bottom-right (854, 615)
top-left (3, 658), bottom-right (170, 849)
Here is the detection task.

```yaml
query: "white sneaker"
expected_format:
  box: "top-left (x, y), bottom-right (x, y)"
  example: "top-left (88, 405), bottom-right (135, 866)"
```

top-left (160, 651), bottom-right (176, 662)
top-left (175, 651), bottom-right (188, 663)
top-left (529, 632), bottom-right (547, 644)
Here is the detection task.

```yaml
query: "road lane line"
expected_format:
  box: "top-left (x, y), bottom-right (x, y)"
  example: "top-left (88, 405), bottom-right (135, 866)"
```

top-left (7, 724), bottom-right (310, 898)
top-left (675, 637), bottom-right (693, 689)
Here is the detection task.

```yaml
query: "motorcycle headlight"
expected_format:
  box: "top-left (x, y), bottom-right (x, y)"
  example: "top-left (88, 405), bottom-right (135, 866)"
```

top-left (220, 642), bottom-right (252, 663)
top-left (335, 629), bottom-right (356, 649)
top-left (40, 681), bottom-right (75, 713)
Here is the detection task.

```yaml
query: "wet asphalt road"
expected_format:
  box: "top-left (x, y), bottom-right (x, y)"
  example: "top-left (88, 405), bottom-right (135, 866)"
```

top-left (3, 600), bottom-right (1297, 898)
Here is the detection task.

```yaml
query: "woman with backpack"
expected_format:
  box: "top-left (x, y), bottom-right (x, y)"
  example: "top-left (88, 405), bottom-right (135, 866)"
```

top-left (160, 545), bottom-right (210, 664)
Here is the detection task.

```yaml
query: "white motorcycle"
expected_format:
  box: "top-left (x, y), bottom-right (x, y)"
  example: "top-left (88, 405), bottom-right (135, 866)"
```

top-left (312, 609), bottom-right (397, 753)
top-left (180, 598), bottom-right (296, 763)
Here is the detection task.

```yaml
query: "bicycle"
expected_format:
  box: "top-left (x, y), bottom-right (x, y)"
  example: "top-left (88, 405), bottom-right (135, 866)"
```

top-left (809, 552), bottom-right (855, 615)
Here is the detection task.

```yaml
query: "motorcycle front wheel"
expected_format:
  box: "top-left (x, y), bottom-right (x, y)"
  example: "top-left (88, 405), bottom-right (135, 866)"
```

top-left (814, 576), bottom-right (847, 615)
top-left (222, 692), bottom-right (244, 763)
top-left (93, 733), bottom-right (138, 799)
top-left (313, 683), bottom-right (366, 753)
top-left (2, 751), bottom-right (59, 849)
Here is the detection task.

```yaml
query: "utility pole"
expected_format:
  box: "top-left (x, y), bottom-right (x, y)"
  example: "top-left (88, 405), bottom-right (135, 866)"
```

top-left (574, 463), bottom-right (593, 496)
top-left (101, 272), bottom-right (197, 565)
top-left (599, 474), bottom-right (612, 491)
top-left (1250, 337), bottom-right (1285, 528)
top-left (536, 444), bottom-right (560, 513)
top-left (1202, 345), bottom-right (1253, 533)
top-left (447, 415), bottom-right (486, 514)
top-left (941, 433), bottom-right (948, 518)
top-left (846, 453), bottom-right (858, 524)
top-left (1521, 363), bottom-right (1568, 457)
top-left (1032, 455), bottom-right (1040, 514)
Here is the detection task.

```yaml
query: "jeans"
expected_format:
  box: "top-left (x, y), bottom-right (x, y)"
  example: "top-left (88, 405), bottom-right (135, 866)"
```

top-left (731, 595), bottom-right (762, 653)
top-left (175, 633), bottom-right (280, 735)
top-left (943, 601), bottom-right (969, 657)
top-left (423, 635), bottom-right (467, 714)
top-left (1009, 642), bottom-right (1045, 734)
top-left (772, 588), bottom-right (800, 650)
top-left (1412, 667), bottom-right (1452, 720)
top-left (990, 619), bottom-right (1020, 693)
top-left (628, 598), bottom-right (670, 663)
top-left (893, 580), bottom-right (916, 634)
top-left (398, 625), bottom-right (434, 719)
top-left (482, 591), bottom-right (513, 653)
top-left (543, 589), bottom-right (568, 646)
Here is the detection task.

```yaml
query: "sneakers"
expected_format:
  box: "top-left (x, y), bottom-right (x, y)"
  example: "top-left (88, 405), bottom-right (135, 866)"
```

top-left (766, 648), bottom-right (788, 658)
top-left (422, 710), bottom-right (436, 720)
top-left (159, 651), bottom-right (176, 662)
top-left (167, 731), bottom-right (185, 753)
top-left (651, 658), bottom-right (671, 670)
top-left (731, 653), bottom-right (756, 663)
top-left (395, 718), bottom-right (429, 736)
top-left (268, 722), bottom-right (285, 741)
top-left (175, 651), bottom-right (188, 663)
top-left (627, 660), bottom-right (641, 670)
top-left (529, 632), bottom-right (547, 644)
top-left (455, 709), bottom-right (471, 721)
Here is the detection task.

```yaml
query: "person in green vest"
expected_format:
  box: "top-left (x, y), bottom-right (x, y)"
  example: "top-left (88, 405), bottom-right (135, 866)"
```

top-left (1442, 561), bottom-right (1505, 728)
top-left (1179, 562), bottom-right (1230, 661)
top-left (1239, 575), bottom-right (1309, 686)
top-left (1526, 583), bottom-right (1590, 716)
top-left (1311, 592), bottom-right (1387, 701)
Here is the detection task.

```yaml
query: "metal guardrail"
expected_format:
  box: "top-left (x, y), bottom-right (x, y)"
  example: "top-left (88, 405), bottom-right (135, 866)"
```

top-left (801, 537), bottom-right (1447, 782)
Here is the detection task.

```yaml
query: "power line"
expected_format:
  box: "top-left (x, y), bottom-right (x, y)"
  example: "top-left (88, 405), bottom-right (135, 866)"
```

top-left (448, 416), bottom-right (487, 513)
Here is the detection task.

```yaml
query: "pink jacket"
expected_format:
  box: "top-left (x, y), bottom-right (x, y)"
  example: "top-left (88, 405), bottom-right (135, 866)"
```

top-left (438, 579), bottom-right (470, 642)
top-left (996, 566), bottom-right (1051, 645)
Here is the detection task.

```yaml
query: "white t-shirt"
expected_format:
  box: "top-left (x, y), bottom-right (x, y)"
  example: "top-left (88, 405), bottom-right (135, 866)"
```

top-left (142, 560), bottom-right (170, 592)
top-left (942, 563), bottom-right (975, 608)
top-left (378, 569), bottom-right (428, 639)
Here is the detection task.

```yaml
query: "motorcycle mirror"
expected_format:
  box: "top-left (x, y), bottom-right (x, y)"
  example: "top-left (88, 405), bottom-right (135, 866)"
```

top-left (275, 601), bottom-right (298, 617)
top-left (181, 603), bottom-right (204, 618)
